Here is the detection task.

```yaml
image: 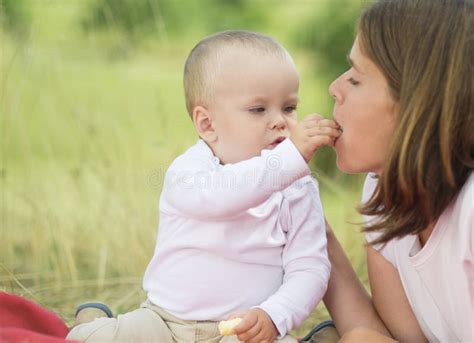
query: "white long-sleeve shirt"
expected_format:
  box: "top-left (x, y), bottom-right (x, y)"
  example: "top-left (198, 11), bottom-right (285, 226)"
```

top-left (143, 139), bottom-right (330, 337)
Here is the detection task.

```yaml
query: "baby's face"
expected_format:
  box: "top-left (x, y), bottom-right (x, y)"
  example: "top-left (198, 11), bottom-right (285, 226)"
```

top-left (207, 48), bottom-right (300, 164)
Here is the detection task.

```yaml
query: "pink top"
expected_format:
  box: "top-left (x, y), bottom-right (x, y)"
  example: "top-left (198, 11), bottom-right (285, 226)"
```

top-left (364, 173), bottom-right (474, 342)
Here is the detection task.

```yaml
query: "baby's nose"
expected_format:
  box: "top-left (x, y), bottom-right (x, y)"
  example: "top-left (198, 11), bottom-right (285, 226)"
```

top-left (272, 115), bottom-right (286, 130)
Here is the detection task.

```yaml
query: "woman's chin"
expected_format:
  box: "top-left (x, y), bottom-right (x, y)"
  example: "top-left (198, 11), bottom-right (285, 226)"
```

top-left (335, 142), bottom-right (360, 173)
top-left (335, 159), bottom-right (351, 174)
top-left (335, 154), bottom-right (359, 174)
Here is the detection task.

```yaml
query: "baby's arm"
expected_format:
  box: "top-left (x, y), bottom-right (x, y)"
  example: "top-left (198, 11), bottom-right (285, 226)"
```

top-left (161, 138), bottom-right (309, 220)
top-left (162, 115), bottom-right (340, 220)
top-left (255, 179), bottom-right (331, 337)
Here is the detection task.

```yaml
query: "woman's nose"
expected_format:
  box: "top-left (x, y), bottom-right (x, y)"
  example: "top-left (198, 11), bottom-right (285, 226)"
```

top-left (329, 78), bottom-right (343, 104)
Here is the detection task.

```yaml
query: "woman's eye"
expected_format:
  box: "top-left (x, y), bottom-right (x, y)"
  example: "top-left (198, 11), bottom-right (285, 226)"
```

top-left (249, 107), bottom-right (266, 113)
top-left (348, 77), bottom-right (360, 86)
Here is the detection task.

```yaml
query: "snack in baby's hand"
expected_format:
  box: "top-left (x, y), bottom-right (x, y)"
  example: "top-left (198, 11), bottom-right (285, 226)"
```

top-left (218, 318), bottom-right (242, 336)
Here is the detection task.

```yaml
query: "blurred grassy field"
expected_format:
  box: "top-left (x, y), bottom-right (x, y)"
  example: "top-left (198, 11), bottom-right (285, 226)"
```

top-left (0, 0), bottom-right (369, 337)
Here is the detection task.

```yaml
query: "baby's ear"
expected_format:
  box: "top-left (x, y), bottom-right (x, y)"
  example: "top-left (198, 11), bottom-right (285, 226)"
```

top-left (192, 105), bottom-right (217, 143)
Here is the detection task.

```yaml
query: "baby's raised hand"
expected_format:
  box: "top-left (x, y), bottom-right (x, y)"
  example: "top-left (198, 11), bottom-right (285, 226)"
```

top-left (287, 114), bottom-right (341, 162)
top-left (231, 308), bottom-right (278, 343)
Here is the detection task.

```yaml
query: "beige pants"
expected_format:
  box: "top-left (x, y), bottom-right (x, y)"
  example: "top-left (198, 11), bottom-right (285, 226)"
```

top-left (67, 300), bottom-right (297, 342)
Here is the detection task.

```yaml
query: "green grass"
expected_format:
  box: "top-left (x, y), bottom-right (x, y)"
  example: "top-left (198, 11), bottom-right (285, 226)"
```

top-left (0, 1), bottom-right (369, 337)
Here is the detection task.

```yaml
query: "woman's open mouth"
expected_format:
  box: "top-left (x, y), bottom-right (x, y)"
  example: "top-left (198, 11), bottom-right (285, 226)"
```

top-left (333, 119), bottom-right (343, 146)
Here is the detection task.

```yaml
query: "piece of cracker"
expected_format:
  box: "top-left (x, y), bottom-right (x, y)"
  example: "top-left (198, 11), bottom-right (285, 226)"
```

top-left (218, 318), bottom-right (243, 336)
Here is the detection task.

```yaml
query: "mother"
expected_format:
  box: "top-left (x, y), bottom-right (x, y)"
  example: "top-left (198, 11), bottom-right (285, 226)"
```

top-left (315, 0), bottom-right (473, 342)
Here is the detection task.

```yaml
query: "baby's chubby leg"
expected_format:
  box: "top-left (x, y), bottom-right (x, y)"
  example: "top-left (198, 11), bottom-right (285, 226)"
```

top-left (66, 306), bottom-right (173, 342)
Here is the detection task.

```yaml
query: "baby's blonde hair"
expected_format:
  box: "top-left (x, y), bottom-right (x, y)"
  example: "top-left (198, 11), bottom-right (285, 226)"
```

top-left (183, 30), bottom-right (292, 116)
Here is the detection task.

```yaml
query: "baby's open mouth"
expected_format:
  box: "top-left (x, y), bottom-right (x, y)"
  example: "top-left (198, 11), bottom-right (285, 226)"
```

top-left (268, 136), bottom-right (286, 148)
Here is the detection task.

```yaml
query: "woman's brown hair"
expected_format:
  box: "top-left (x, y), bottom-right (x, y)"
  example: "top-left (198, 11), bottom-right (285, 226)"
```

top-left (358, 0), bottom-right (474, 244)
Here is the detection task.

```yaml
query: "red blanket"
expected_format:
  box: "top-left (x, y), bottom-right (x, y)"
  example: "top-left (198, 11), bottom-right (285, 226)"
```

top-left (0, 292), bottom-right (77, 342)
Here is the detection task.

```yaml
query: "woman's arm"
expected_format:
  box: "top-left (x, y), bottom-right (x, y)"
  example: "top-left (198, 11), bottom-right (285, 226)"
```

top-left (367, 245), bottom-right (427, 342)
top-left (322, 225), bottom-right (390, 336)
top-left (323, 223), bottom-right (427, 342)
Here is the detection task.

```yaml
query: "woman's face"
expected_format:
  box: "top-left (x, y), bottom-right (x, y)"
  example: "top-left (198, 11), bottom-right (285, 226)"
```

top-left (329, 36), bottom-right (397, 174)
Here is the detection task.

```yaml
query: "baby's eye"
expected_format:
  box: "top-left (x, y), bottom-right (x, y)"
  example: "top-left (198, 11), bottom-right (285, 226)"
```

top-left (249, 107), bottom-right (266, 114)
top-left (347, 77), bottom-right (360, 86)
top-left (284, 105), bottom-right (297, 113)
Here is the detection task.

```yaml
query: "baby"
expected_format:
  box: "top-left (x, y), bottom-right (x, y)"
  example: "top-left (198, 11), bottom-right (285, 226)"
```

top-left (68, 30), bottom-right (341, 343)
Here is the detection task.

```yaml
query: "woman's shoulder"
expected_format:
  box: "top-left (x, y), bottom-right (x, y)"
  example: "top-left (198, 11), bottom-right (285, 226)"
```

top-left (361, 172), bottom-right (473, 266)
